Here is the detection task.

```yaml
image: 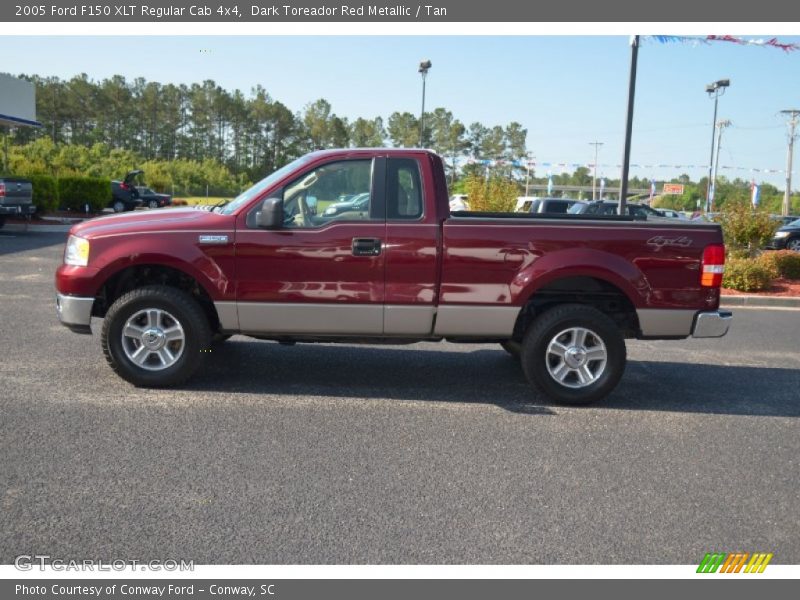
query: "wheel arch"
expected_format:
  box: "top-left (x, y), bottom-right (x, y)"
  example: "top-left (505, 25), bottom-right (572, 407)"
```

top-left (511, 274), bottom-right (642, 342)
top-left (92, 262), bottom-right (223, 333)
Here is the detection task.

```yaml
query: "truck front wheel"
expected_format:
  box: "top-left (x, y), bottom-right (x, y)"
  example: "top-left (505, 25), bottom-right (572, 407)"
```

top-left (101, 285), bottom-right (212, 387)
top-left (521, 304), bottom-right (626, 405)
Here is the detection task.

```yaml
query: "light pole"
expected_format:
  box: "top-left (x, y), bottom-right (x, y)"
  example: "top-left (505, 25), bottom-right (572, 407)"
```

top-left (418, 60), bottom-right (431, 147)
top-left (618, 35), bottom-right (639, 215)
top-left (711, 119), bottom-right (731, 211)
top-left (524, 153), bottom-right (535, 197)
top-left (780, 109), bottom-right (800, 217)
top-left (705, 79), bottom-right (730, 211)
top-left (589, 141), bottom-right (603, 200)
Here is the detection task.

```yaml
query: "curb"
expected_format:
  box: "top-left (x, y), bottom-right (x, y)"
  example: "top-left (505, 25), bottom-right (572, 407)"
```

top-left (1, 223), bottom-right (73, 233)
top-left (721, 295), bottom-right (800, 308)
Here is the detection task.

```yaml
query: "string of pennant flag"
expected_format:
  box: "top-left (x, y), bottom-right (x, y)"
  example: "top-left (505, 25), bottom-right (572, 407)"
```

top-left (644, 35), bottom-right (800, 52)
top-left (461, 157), bottom-right (792, 174)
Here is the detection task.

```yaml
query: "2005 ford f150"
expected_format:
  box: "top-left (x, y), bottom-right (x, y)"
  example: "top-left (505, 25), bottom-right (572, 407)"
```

top-left (55, 149), bottom-right (731, 404)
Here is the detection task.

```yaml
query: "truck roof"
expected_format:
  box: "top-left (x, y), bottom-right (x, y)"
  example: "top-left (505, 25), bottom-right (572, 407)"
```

top-left (305, 148), bottom-right (437, 160)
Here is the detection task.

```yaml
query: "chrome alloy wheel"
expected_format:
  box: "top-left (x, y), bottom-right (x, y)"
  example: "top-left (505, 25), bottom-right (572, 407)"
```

top-left (121, 308), bottom-right (185, 371)
top-left (545, 327), bottom-right (607, 389)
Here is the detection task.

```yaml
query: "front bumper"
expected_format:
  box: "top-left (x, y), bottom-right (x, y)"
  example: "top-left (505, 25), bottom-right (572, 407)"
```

top-left (692, 310), bottom-right (732, 338)
top-left (55, 292), bottom-right (94, 334)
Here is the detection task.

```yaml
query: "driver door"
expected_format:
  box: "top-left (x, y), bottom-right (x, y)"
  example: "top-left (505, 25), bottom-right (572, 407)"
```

top-left (234, 157), bottom-right (387, 335)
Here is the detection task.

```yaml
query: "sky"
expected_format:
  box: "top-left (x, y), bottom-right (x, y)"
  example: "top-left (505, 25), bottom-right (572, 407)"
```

top-left (4, 35), bottom-right (800, 187)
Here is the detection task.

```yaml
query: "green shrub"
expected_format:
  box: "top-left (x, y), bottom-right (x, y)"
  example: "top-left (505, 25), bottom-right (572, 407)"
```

top-left (27, 174), bottom-right (59, 213)
top-left (57, 177), bottom-right (111, 212)
top-left (723, 258), bottom-right (774, 292)
top-left (715, 203), bottom-right (780, 257)
top-left (758, 250), bottom-right (800, 280)
top-left (463, 174), bottom-right (518, 212)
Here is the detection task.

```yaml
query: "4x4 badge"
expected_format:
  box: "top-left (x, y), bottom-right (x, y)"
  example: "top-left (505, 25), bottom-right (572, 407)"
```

top-left (647, 235), bottom-right (692, 250)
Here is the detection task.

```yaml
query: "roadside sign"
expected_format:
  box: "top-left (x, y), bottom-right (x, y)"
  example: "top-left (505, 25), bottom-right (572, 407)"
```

top-left (662, 183), bottom-right (684, 195)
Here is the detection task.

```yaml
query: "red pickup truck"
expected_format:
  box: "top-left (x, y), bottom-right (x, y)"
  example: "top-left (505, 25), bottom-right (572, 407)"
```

top-left (55, 149), bottom-right (731, 404)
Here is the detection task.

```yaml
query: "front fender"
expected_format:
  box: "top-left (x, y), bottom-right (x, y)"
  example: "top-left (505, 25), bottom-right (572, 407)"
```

top-left (57, 233), bottom-right (235, 301)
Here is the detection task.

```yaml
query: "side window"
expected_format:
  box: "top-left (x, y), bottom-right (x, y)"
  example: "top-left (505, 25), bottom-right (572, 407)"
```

top-left (282, 159), bottom-right (374, 228)
top-left (629, 205), bottom-right (646, 218)
top-left (387, 158), bottom-right (423, 220)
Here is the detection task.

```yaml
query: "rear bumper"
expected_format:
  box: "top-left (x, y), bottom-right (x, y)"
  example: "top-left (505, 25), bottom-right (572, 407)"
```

top-left (0, 204), bottom-right (36, 215)
top-left (636, 308), bottom-right (732, 338)
top-left (692, 310), bottom-right (732, 338)
top-left (55, 292), bottom-right (94, 334)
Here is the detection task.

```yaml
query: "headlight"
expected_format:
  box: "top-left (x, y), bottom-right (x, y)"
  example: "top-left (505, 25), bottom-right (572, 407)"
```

top-left (324, 208), bottom-right (336, 215)
top-left (64, 235), bottom-right (90, 266)
top-left (774, 231), bottom-right (790, 239)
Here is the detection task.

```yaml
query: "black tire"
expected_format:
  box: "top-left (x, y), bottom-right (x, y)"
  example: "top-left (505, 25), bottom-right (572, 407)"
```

top-left (500, 340), bottom-right (521, 358)
top-left (148, 200), bottom-right (159, 209)
top-left (787, 237), bottom-right (800, 252)
top-left (112, 200), bottom-right (125, 213)
top-left (521, 304), bottom-right (626, 405)
top-left (101, 285), bottom-right (212, 387)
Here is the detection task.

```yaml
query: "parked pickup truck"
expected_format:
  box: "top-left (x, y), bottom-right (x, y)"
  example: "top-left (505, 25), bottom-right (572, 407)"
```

top-left (0, 177), bottom-right (35, 228)
top-left (55, 149), bottom-right (731, 404)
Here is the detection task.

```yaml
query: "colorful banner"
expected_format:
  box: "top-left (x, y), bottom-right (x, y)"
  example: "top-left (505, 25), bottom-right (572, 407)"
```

top-left (646, 35), bottom-right (800, 52)
top-left (751, 180), bottom-right (761, 206)
top-left (462, 157), bottom-right (791, 174)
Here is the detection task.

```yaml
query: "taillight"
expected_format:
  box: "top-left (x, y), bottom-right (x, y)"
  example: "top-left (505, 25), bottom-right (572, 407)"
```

top-left (701, 244), bottom-right (725, 287)
top-left (0, 183), bottom-right (5, 197)
top-left (120, 182), bottom-right (129, 190)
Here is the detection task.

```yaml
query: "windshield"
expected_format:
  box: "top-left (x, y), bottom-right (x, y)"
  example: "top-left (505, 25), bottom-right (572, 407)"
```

top-left (219, 155), bottom-right (314, 215)
top-left (788, 218), bottom-right (800, 227)
top-left (567, 203), bottom-right (586, 214)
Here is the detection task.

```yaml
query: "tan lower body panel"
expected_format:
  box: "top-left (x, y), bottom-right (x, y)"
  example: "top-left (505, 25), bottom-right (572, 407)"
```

top-left (433, 305), bottom-right (519, 337)
top-left (215, 301), bottom-right (520, 338)
top-left (235, 302), bottom-right (384, 335)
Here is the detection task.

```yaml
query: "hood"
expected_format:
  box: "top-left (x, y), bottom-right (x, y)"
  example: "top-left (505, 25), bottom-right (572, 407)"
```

top-left (70, 207), bottom-right (230, 239)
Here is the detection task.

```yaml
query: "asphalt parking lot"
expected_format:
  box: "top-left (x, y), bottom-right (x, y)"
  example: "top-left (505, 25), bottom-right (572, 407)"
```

top-left (1, 229), bottom-right (799, 564)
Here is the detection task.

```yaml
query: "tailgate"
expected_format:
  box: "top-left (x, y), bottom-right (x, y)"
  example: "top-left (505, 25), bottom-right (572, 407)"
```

top-left (0, 178), bottom-right (33, 205)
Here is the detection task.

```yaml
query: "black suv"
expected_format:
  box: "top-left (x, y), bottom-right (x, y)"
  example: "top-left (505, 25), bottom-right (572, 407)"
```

top-left (569, 200), bottom-right (668, 220)
top-left (110, 170), bottom-right (144, 212)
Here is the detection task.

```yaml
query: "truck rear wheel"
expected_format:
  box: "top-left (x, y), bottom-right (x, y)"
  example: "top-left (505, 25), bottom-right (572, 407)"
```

top-left (521, 304), bottom-right (626, 405)
top-left (101, 285), bottom-right (212, 387)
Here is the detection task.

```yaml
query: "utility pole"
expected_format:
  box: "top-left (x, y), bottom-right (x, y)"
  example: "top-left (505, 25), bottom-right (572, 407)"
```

top-left (589, 141), bottom-right (604, 201)
top-left (780, 109), bottom-right (800, 217)
top-left (618, 35), bottom-right (640, 215)
top-left (711, 119), bottom-right (732, 212)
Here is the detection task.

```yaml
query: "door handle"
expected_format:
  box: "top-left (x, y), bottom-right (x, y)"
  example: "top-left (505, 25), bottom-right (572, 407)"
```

top-left (351, 237), bottom-right (382, 256)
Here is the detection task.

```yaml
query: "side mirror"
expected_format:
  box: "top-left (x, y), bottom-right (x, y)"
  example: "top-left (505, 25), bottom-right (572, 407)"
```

top-left (256, 197), bottom-right (283, 229)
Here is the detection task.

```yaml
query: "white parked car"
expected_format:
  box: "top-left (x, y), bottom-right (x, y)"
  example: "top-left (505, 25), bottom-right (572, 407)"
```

top-left (449, 194), bottom-right (469, 211)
